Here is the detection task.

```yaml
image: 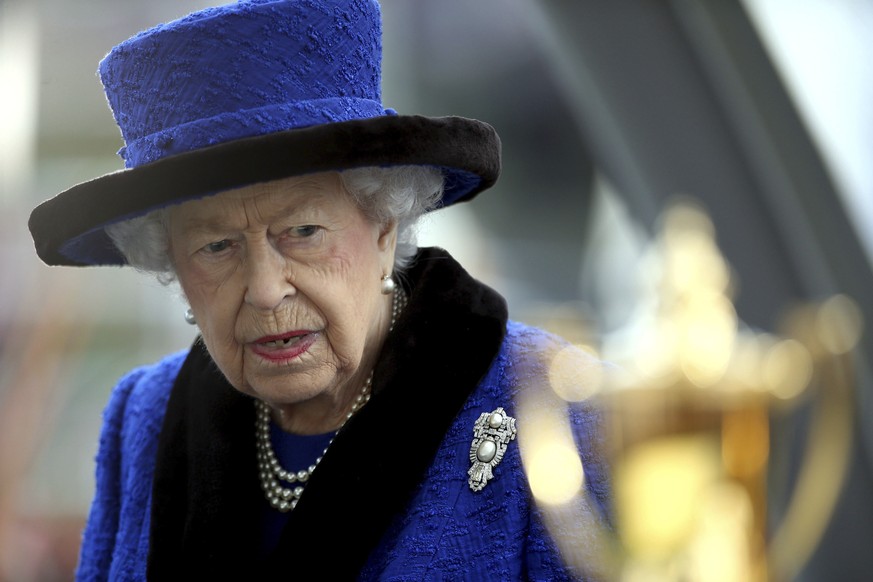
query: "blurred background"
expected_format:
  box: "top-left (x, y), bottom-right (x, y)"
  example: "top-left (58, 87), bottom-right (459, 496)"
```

top-left (1, 0), bottom-right (871, 579)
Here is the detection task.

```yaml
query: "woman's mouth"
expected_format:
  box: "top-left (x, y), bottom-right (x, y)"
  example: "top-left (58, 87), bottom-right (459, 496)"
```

top-left (260, 337), bottom-right (301, 348)
top-left (249, 331), bottom-right (317, 362)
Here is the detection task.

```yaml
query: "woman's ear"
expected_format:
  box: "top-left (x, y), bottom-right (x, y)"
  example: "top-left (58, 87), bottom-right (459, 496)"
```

top-left (377, 219), bottom-right (398, 274)
top-left (377, 219), bottom-right (398, 252)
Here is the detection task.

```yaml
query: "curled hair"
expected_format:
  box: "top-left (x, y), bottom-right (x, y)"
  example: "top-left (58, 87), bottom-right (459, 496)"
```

top-left (105, 207), bottom-right (174, 283)
top-left (339, 166), bottom-right (443, 271)
top-left (105, 166), bottom-right (444, 283)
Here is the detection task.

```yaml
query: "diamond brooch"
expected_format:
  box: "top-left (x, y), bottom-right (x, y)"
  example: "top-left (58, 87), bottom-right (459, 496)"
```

top-left (468, 407), bottom-right (517, 492)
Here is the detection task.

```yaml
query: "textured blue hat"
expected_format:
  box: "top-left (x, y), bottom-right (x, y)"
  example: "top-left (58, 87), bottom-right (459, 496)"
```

top-left (29, 0), bottom-right (501, 267)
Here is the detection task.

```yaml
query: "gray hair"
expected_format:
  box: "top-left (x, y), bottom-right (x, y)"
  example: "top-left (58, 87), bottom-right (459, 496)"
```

top-left (105, 166), bottom-right (445, 284)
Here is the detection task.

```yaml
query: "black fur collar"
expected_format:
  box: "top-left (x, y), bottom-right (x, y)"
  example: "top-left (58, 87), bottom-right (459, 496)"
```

top-left (147, 248), bottom-right (508, 579)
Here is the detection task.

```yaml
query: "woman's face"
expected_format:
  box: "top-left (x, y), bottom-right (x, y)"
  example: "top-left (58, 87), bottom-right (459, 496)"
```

top-left (169, 172), bottom-right (397, 420)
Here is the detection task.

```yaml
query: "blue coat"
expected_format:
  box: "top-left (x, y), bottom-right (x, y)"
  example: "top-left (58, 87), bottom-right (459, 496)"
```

top-left (76, 249), bottom-right (609, 580)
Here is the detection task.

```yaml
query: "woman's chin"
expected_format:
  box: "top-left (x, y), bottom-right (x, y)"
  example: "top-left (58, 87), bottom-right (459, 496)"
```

top-left (240, 357), bottom-right (335, 408)
top-left (245, 376), bottom-right (327, 408)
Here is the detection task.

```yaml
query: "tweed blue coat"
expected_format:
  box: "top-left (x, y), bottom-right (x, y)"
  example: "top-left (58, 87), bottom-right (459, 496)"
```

top-left (76, 249), bottom-right (609, 580)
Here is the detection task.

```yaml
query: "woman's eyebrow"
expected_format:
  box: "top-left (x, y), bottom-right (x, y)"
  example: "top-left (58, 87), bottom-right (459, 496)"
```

top-left (178, 195), bottom-right (326, 234)
top-left (177, 213), bottom-right (237, 234)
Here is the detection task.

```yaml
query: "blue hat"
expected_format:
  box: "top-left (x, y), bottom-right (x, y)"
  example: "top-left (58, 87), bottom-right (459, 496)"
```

top-left (29, 0), bottom-right (501, 267)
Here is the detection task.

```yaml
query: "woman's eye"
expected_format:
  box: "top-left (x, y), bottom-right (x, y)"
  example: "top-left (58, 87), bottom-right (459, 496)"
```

top-left (290, 225), bottom-right (319, 238)
top-left (203, 239), bottom-right (231, 253)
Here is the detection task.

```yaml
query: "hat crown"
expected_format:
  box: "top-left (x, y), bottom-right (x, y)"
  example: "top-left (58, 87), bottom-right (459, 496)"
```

top-left (28, 0), bottom-right (501, 268)
top-left (99, 0), bottom-right (386, 168)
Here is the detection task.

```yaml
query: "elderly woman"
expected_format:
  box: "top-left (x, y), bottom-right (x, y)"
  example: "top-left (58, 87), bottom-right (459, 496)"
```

top-left (29, 0), bottom-right (608, 579)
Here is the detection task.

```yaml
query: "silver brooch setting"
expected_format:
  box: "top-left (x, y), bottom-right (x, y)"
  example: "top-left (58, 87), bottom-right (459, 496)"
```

top-left (468, 407), bottom-right (517, 492)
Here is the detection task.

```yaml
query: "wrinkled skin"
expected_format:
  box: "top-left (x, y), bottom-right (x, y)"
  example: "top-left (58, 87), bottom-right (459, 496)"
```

top-left (169, 172), bottom-right (397, 434)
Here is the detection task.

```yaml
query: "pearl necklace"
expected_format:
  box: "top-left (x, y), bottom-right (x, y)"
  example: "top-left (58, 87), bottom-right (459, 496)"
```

top-left (256, 287), bottom-right (407, 512)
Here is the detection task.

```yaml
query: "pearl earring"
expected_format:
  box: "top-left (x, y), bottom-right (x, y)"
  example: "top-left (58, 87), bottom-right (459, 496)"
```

top-left (184, 308), bottom-right (197, 325)
top-left (381, 274), bottom-right (395, 295)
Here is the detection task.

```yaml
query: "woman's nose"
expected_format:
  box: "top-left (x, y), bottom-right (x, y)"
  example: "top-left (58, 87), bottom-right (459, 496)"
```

top-left (243, 242), bottom-right (296, 310)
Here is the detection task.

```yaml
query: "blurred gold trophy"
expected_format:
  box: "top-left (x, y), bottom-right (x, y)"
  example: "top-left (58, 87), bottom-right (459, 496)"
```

top-left (519, 202), bottom-right (861, 581)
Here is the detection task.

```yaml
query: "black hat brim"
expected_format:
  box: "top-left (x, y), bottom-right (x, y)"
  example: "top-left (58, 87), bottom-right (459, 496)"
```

top-left (29, 115), bottom-right (501, 267)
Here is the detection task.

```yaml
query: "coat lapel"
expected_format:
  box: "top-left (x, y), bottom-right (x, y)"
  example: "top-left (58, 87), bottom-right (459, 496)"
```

top-left (148, 248), bottom-right (508, 579)
top-left (148, 338), bottom-right (262, 579)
